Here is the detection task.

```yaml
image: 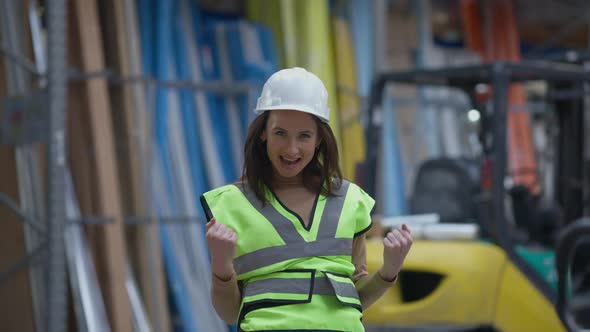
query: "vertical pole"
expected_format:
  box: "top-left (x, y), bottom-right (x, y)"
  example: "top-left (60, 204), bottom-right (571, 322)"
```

top-left (45, 1), bottom-right (68, 331)
top-left (416, 0), bottom-right (441, 158)
top-left (373, 0), bottom-right (386, 215)
top-left (491, 63), bottom-right (510, 248)
top-left (583, 63), bottom-right (590, 216)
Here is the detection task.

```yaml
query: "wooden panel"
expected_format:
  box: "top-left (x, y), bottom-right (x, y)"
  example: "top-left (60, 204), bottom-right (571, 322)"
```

top-left (68, 0), bottom-right (132, 330)
top-left (98, 0), bottom-right (171, 330)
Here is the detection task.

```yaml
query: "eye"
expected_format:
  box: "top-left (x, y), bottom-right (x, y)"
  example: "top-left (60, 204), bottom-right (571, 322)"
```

top-left (299, 133), bottom-right (311, 139)
top-left (274, 130), bottom-right (286, 136)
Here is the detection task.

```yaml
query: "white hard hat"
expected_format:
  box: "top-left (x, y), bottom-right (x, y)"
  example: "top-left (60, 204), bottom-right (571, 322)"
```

top-left (254, 67), bottom-right (330, 123)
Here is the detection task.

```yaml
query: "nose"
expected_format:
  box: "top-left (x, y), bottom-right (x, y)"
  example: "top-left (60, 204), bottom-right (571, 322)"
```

top-left (285, 137), bottom-right (299, 156)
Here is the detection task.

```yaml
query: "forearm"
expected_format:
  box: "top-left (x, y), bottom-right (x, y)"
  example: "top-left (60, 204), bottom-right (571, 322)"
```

top-left (355, 270), bottom-right (396, 309)
top-left (211, 273), bottom-right (241, 324)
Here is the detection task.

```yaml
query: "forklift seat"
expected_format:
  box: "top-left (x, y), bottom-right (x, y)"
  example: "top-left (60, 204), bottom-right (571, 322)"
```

top-left (410, 158), bottom-right (480, 224)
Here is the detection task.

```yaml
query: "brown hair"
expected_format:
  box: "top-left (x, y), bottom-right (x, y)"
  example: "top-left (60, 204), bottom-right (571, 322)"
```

top-left (242, 111), bottom-right (343, 203)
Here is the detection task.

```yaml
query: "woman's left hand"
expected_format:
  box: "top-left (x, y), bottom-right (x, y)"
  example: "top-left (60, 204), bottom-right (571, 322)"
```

top-left (379, 224), bottom-right (413, 281)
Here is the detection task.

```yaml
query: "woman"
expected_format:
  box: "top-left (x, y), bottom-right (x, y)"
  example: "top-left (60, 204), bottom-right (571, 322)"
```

top-left (200, 67), bottom-right (412, 331)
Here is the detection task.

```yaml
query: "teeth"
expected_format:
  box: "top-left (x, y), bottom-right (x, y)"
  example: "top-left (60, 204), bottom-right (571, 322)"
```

top-left (281, 156), bottom-right (300, 166)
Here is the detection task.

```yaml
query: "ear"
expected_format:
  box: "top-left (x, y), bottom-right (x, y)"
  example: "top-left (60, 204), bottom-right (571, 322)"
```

top-left (315, 137), bottom-right (322, 149)
top-left (260, 129), bottom-right (267, 142)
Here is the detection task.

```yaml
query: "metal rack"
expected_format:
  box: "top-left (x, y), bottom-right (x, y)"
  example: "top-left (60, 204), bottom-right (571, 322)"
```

top-left (0, 1), bottom-right (67, 332)
top-left (0, 2), bottom-right (257, 332)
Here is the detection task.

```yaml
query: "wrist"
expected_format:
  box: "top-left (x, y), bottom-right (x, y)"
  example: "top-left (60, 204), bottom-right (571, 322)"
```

top-left (212, 262), bottom-right (235, 281)
top-left (212, 270), bottom-right (235, 282)
top-left (377, 268), bottom-right (398, 283)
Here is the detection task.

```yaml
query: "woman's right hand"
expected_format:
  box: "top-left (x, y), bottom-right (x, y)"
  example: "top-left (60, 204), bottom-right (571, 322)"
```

top-left (206, 218), bottom-right (238, 280)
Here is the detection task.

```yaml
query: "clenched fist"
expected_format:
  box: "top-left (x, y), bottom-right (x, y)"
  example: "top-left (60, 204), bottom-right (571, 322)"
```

top-left (206, 218), bottom-right (238, 281)
top-left (379, 224), bottom-right (413, 281)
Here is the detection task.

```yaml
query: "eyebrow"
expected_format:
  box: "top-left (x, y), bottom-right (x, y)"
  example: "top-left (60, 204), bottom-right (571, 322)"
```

top-left (273, 127), bottom-right (314, 134)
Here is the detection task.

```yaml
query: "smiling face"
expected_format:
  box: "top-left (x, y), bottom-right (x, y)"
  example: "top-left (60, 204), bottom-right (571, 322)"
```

top-left (260, 109), bottom-right (321, 180)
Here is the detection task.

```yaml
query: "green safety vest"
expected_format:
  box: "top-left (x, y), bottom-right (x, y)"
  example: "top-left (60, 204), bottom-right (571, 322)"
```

top-left (201, 180), bottom-right (374, 331)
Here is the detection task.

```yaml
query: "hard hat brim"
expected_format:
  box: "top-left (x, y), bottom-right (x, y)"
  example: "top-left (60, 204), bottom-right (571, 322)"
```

top-left (254, 105), bottom-right (330, 124)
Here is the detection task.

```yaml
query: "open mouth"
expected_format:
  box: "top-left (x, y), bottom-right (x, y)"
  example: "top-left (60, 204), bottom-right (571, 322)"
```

top-left (280, 156), bottom-right (302, 169)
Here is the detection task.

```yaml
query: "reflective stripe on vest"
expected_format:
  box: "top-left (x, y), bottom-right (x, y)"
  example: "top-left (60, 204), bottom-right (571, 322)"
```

top-left (241, 269), bottom-right (362, 312)
top-left (234, 238), bottom-right (352, 275)
top-left (243, 275), bottom-right (359, 300)
top-left (323, 272), bottom-right (362, 308)
top-left (233, 181), bottom-right (351, 275)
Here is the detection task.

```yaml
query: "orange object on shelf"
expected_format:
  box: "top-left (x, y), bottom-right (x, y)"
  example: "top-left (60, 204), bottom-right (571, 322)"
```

top-left (461, 0), bottom-right (540, 194)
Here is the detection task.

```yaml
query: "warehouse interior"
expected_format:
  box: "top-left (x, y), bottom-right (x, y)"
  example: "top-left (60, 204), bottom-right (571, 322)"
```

top-left (1, 0), bottom-right (589, 331)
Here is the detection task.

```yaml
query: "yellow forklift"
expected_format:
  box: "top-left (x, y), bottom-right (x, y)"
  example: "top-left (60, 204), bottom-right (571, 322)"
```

top-left (361, 61), bottom-right (590, 331)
